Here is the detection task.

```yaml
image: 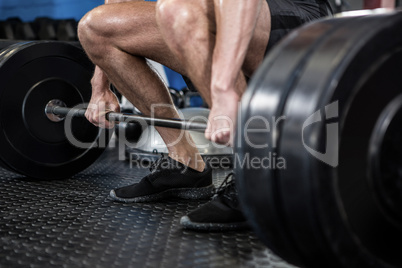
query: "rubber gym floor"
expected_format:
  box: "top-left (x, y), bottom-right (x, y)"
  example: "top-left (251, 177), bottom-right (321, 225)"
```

top-left (0, 138), bottom-right (296, 268)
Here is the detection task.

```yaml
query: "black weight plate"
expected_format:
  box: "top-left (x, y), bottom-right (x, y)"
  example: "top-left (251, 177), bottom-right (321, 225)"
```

top-left (369, 95), bottom-right (402, 224)
top-left (235, 16), bottom-right (354, 266)
top-left (0, 42), bottom-right (35, 172)
top-left (277, 11), bottom-right (402, 268)
top-left (0, 40), bottom-right (24, 51)
top-left (0, 41), bottom-right (110, 180)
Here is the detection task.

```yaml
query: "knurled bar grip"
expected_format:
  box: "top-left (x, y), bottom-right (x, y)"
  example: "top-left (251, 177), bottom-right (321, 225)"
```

top-left (47, 105), bottom-right (208, 132)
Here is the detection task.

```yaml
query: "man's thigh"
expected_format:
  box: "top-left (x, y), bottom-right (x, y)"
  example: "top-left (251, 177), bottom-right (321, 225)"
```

top-left (104, 0), bottom-right (215, 75)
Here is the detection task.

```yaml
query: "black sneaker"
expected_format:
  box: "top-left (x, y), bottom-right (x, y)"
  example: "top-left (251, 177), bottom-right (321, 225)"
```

top-left (110, 155), bottom-right (214, 202)
top-left (180, 173), bottom-right (249, 231)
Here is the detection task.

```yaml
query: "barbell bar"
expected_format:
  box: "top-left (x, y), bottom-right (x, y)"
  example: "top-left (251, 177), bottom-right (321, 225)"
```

top-left (44, 99), bottom-right (208, 131)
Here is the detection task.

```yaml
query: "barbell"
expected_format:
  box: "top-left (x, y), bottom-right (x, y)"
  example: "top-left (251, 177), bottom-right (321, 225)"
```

top-left (44, 100), bottom-right (208, 130)
top-left (0, 40), bottom-right (207, 181)
top-left (0, 9), bottom-right (401, 268)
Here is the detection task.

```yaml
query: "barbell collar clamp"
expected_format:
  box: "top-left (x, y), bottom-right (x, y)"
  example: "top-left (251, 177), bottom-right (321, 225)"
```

top-left (45, 99), bottom-right (68, 122)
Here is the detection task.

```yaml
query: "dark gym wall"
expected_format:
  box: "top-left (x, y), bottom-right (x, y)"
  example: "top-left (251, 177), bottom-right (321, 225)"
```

top-left (0, 0), bottom-right (103, 21)
top-left (3, 0), bottom-right (385, 89)
top-left (0, 0), bottom-right (186, 90)
top-left (2, 0), bottom-right (392, 32)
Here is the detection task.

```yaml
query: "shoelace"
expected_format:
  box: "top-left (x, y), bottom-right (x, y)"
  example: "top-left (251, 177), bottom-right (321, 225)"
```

top-left (215, 172), bottom-right (237, 204)
top-left (149, 153), bottom-right (166, 173)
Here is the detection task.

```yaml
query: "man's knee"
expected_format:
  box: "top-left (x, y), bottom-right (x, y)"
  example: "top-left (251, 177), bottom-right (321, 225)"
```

top-left (78, 5), bottom-right (110, 51)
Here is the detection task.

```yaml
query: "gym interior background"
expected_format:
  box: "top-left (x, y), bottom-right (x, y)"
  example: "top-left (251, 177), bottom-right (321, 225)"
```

top-left (1, 0), bottom-right (394, 92)
top-left (0, 0), bottom-right (187, 91)
top-left (1, 0), bottom-right (400, 90)
top-left (1, 1), bottom-right (402, 268)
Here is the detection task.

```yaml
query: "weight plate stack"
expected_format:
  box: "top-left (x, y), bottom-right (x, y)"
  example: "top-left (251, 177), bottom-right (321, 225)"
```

top-left (236, 10), bottom-right (402, 268)
top-left (0, 41), bottom-right (110, 180)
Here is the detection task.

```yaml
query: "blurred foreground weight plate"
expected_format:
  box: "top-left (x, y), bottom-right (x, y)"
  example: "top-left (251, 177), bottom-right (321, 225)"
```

top-left (236, 10), bottom-right (402, 268)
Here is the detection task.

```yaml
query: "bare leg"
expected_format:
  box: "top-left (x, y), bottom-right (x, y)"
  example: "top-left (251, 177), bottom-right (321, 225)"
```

top-left (155, 0), bottom-right (270, 144)
top-left (78, 2), bottom-right (205, 171)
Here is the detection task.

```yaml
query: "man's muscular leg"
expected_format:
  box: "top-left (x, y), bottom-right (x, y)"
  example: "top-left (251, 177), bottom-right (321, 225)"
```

top-left (155, 0), bottom-right (270, 145)
top-left (78, 2), bottom-right (205, 171)
top-left (155, 0), bottom-right (271, 230)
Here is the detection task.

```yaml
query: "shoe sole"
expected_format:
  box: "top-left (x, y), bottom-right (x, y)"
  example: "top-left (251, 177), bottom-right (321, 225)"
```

top-left (180, 215), bottom-right (250, 231)
top-left (109, 184), bottom-right (215, 203)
